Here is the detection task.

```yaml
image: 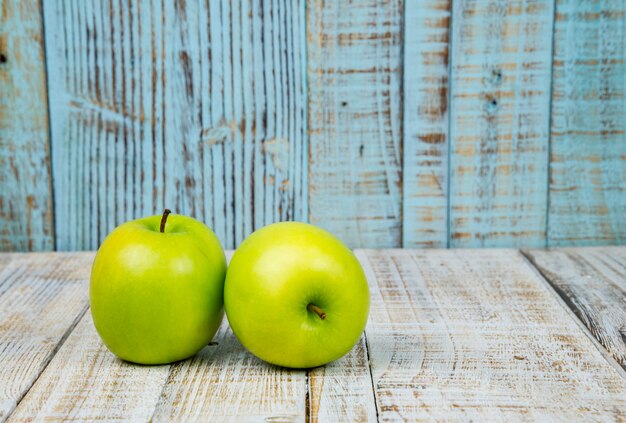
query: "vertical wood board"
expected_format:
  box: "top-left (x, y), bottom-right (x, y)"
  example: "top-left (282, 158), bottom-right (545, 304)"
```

top-left (0, 0), bottom-right (54, 252)
top-left (402, 0), bottom-right (451, 248)
top-left (548, 0), bottom-right (626, 246)
top-left (307, 0), bottom-right (403, 248)
top-left (448, 0), bottom-right (554, 247)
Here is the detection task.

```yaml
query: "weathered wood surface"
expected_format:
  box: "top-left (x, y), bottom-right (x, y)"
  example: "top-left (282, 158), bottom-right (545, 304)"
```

top-left (357, 249), bottom-right (626, 420)
top-left (0, 0), bottom-right (54, 252)
top-left (151, 321), bottom-right (307, 422)
top-left (307, 0), bottom-right (403, 248)
top-left (43, 0), bottom-right (307, 251)
top-left (0, 253), bottom-right (92, 420)
top-left (525, 247), bottom-right (626, 370)
top-left (9, 312), bottom-right (171, 422)
top-left (309, 336), bottom-right (377, 422)
top-left (448, 0), bottom-right (554, 248)
top-left (548, 0), bottom-right (626, 246)
top-left (3, 248), bottom-right (626, 420)
top-left (9, 311), bottom-right (307, 423)
top-left (7, 250), bottom-right (370, 422)
top-left (402, 0), bottom-right (451, 248)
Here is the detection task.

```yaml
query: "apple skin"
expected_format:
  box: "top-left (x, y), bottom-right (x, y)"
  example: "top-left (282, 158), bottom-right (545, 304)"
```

top-left (224, 222), bottom-right (370, 369)
top-left (90, 213), bottom-right (226, 365)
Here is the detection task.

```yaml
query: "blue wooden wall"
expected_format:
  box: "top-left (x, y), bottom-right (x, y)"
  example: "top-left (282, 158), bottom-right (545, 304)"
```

top-left (0, 0), bottom-right (624, 251)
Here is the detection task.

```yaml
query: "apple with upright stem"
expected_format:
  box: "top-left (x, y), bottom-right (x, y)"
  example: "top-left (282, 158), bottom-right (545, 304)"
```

top-left (224, 222), bottom-right (370, 368)
top-left (90, 209), bottom-right (226, 365)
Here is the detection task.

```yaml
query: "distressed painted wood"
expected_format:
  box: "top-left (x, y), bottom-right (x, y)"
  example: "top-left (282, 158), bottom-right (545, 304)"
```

top-left (9, 312), bottom-right (171, 422)
top-left (357, 249), bottom-right (626, 420)
top-left (448, 0), bottom-right (554, 247)
top-left (9, 250), bottom-right (308, 422)
top-left (43, 0), bottom-right (307, 251)
top-left (151, 321), bottom-right (307, 422)
top-left (4, 248), bottom-right (626, 420)
top-left (309, 336), bottom-right (377, 422)
top-left (524, 247), bottom-right (626, 370)
top-left (0, 253), bottom-right (91, 420)
top-left (1, 0), bottom-right (626, 251)
top-left (0, 0), bottom-right (54, 252)
top-left (402, 0), bottom-right (451, 248)
top-left (307, 0), bottom-right (403, 248)
top-left (548, 0), bottom-right (626, 246)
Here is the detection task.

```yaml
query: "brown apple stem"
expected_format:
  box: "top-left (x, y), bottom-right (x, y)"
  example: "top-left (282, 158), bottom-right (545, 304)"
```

top-left (160, 209), bottom-right (172, 233)
top-left (307, 303), bottom-right (326, 320)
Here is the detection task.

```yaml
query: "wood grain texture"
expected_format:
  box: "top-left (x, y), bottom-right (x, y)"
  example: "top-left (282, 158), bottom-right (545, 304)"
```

top-left (151, 320), bottom-right (307, 422)
top-left (0, 252), bottom-right (92, 420)
top-left (402, 0), bottom-right (451, 248)
top-left (356, 249), bottom-right (626, 420)
top-left (8, 250), bottom-right (309, 422)
top-left (0, 0), bottom-right (54, 252)
top-left (548, 0), bottom-right (626, 246)
top-left (525, 247), bottom-right (626, 370)
top-left (9, 312), bottom-right (170, 422)
top-left (43, 0), bottom-right (307, 251)
top-left (307, 0), bottom-right (403, 248)
top-left (448, 0), bottom-right (554, 247)
top-left (309, 336), bottom-right (377, 422)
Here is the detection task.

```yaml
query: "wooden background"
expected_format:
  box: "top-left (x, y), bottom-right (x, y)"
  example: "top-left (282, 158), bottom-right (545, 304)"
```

top-left (0, 0), bottom-right (624, 252)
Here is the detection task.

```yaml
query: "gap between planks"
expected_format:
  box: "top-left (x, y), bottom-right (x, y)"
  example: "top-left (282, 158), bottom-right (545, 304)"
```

top-left (521, 247), bottom-right (626, 376)
top-left (0, 253), bottom-right (93, 422)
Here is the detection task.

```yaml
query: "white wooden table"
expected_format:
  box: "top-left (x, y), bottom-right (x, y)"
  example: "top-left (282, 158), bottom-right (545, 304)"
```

top-left (1, 248), bottom-right (625, 422)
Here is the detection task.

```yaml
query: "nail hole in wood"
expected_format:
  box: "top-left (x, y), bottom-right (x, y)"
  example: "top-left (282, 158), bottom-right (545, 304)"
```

top-left (484, 96), bottom-right (499, 114)
top-left (0, 54), bottom-right (7, 64)
top-left (341, 101), bottom-right (348, 107)
top-left (492, 68), bottom-right (502, 83)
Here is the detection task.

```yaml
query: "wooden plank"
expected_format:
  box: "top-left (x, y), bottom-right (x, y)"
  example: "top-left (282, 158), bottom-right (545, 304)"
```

top-left (524, 247), bottom-right (626, 370)
top-left (0, 253), bottom-right (92, 420)
top-left (402, 0), bottom-right (451, 248)
top-left (151, 320), bottom-right (307, 422)
top-left (0, 0), bottom-right (54, 252)
top-left (548, 0), bottom-right (626, 246)
top-left (8, 312), bottom-right (170, 422)
top-left (448, 0), bottom-right (554, 247)
top-left (356, 249), bottom-right (626, 420)
top-left (307, 0), bottom-right (403, 248)
top-left (43, 0), bottom-right (307, 251)
top-left (309, 336), bottom-right (377, 422)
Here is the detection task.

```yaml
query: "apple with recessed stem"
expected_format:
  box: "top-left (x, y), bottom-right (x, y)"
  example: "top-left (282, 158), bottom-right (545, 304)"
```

top-left (224, 222), bottom-right (370, 368)
top-left (90, 209), bottom-right (226, 365)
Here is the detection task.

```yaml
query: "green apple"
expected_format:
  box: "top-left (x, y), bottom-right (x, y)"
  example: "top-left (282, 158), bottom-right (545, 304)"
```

top-left (224, 222), bottom-right (370, 368)
top-left (90, 210), bottom-right (226, 365)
